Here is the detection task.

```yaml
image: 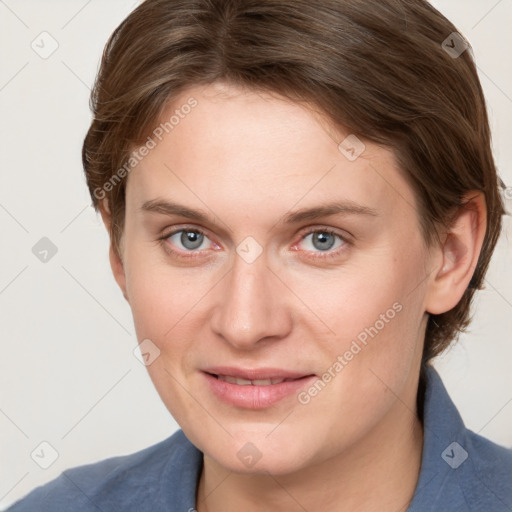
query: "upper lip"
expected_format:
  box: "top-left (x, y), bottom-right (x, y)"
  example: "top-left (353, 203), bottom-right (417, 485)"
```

top-left (202, 366), bottom-right (315, 380)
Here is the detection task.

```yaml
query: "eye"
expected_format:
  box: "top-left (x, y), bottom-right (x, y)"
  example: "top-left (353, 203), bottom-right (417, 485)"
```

top-left (165, 228), bottom-right (213, 252)
top-left (296, 228), bottom-right (348, 256)
top-left (159, 226), bottom-right (349, 260)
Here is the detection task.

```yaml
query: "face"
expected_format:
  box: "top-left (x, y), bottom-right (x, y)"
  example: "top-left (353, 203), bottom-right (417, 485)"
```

top-left (114, 82), bottom-right (433, 475)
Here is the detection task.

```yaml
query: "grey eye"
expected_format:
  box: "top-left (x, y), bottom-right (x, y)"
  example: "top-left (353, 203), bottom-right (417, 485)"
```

top-left (168, 230), bottom-right (207, 251)
top-left (181, 230), bottom-right (204, 250)
top-left (300, 231), bottom-right (345, 253)
top-left (311, 232), bottom-right (337, 251)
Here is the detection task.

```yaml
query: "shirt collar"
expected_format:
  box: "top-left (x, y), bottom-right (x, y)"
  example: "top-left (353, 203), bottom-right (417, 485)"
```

top-left (407, 364), bottom-right (470, 511)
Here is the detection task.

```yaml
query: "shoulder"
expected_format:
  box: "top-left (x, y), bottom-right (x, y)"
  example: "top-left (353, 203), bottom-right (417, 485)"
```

top-left (409, 366), bottom-right (512, 512)
top-left (407, 367), bottom-right (512, 512)
top-left (459, 428), bottom-right (512, 508)
top-left (6, 429), bottom-right (203, 512)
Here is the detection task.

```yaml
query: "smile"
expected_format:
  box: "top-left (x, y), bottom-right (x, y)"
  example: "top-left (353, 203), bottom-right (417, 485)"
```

top-left (216, 375), bottom-right (301, 386)
top-left (202, 368), bottom-right (316, 409)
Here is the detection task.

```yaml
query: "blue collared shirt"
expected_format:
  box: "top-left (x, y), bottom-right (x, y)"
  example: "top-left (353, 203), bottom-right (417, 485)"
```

top-left (7, 367), bottom-right (512, 511)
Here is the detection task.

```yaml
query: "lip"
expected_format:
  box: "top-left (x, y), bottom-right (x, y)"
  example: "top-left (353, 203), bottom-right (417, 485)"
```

top-left (202, 366), bottom-right (317, 409)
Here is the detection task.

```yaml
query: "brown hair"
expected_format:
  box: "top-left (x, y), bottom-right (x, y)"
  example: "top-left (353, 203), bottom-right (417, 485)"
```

top-left (82, 0), bottom-right (505, 365)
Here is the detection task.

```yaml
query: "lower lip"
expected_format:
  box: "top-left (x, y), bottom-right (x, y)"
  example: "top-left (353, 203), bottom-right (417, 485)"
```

top-left (202, 372), bottom-right (317, 409)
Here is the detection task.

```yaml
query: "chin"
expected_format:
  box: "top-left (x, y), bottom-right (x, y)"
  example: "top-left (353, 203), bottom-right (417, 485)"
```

top-left (198, 427), bottom-right (321, 476)
top-left (218, 450), bottom-right (314, 476)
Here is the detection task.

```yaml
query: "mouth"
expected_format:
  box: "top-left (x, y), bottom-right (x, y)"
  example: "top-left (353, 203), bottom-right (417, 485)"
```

top-left (201, 367), bottom-right (316, 409)
top-left (212, 374), bottom-right (304, 386)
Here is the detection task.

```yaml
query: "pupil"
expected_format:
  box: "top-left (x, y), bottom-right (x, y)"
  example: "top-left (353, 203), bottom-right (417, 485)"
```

top-left (314, 232), bottom-right (335, 251)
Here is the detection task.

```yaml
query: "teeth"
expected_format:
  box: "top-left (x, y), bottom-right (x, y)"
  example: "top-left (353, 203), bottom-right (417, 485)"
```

top-left (223, 376), bottom-right (252, 385)
top-left (253, 378), bottom-right (282, 385)
top-left (217, 375), bottom-right (287, 386)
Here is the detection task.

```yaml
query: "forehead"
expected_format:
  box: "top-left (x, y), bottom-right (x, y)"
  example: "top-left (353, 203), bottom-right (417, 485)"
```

top-left (126, 82), bottom-right (418, 225)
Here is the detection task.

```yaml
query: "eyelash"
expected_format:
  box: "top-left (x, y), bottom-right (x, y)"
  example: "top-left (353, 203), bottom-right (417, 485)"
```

top-left (158, 225), bottom-right (351, 261)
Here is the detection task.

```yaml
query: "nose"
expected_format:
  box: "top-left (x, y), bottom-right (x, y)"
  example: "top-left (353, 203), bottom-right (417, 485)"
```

top-left (210, 251), bottom-right (293, 350)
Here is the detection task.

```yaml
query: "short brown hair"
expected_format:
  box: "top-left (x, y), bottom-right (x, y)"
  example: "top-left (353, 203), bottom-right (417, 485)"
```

top-left (82, 0), bottom-right (505, 364)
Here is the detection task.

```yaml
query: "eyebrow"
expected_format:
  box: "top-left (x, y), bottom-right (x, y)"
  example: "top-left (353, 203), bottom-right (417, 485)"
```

top-left (282, 201), bottom-right (378, 223)
top-left (141, 198), bottom-right (214, 223)
top-left (140, 198), bottom-right (378, 225)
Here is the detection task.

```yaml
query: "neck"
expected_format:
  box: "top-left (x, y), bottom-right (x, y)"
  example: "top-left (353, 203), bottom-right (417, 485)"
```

top-left (196, 383), bottom-right (424, 512)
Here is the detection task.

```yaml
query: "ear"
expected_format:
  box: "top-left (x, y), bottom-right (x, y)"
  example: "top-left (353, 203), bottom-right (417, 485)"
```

top-left (99, 199), bottom-right (129, 302)
top-left (425, 191), bottom-right (487, 315)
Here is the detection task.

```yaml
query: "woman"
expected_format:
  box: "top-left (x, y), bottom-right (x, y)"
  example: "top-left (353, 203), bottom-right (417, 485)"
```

top-left (8, 0), bottom-right (512, 510)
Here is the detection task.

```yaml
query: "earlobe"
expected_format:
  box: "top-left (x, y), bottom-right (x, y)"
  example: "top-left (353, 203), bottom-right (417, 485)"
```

top-left (99, 199), bottom-right (129, 303)
top-left (425, 192), bottom-right (487, 315)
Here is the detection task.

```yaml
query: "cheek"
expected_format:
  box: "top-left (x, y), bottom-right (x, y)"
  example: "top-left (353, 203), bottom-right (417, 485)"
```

top-left (123, 244), bottom-right (186, 343)
top-left (124, 259), bottom-right (201, 417)
top-left (123, 246), bottom-right (216, 378)
top-left (298, 254), bottom-right (417, 347)
top-left (126, 267), bottom-right (168, 336)
top-left (310, 242), bottom-right (426, 384)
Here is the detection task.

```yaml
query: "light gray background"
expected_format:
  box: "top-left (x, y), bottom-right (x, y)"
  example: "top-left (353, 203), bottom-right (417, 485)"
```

top-left (0, 0), bottom-right (511, 508)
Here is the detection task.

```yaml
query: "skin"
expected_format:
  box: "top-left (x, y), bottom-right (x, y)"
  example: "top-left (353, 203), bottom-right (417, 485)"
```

top-left (100, 81), bottom-right (486, 512)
